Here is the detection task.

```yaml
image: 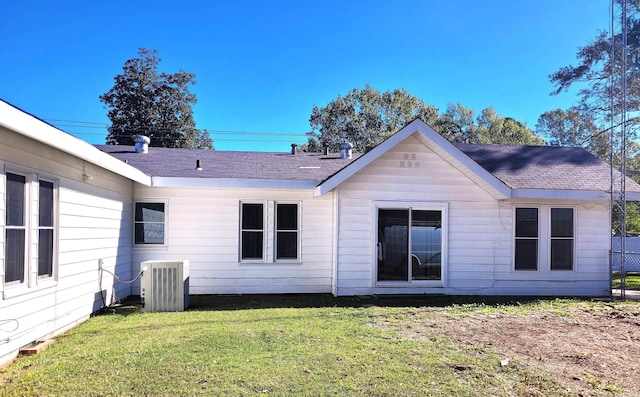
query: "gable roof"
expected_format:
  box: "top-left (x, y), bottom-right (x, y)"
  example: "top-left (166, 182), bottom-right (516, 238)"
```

top-left (315, 119), bottom-right (512, 198)
top-left (96, 145), bottom-right (360, 189)
top-left (315, 119), bottom-right (640, 200)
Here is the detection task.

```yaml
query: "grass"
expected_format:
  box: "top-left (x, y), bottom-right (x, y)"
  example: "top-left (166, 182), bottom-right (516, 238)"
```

top-left (0, 295), bottom-right (614, 396)
top-left (612, 272), bottom-right (640, 290)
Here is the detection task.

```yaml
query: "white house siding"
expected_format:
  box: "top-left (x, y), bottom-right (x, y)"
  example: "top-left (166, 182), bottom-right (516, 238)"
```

top-left (334, 136), bottom-right (611, 296)
top-left (0, 127), bottom-right (133, 366)
top-left (132, 185), bottom-right (335, 295)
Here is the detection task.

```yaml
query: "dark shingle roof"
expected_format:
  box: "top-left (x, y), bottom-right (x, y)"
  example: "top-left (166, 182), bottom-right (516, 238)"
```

top-left (96, 143), bottom-right (640, 193)
top-left (95, 145), bottom-right (359, 183)
top-left (456, 143), bottom-right (640, 192)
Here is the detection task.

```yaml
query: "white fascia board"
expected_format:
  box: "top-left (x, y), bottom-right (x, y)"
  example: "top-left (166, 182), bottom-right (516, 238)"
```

top-left (510, 189), bottom-right (610, 200)
top-left (0, 101), bottom-right (151, 186)
top-left (315, 119), bottom-right (511, 198)
top-left (151, 176), bottom-right (318, 190)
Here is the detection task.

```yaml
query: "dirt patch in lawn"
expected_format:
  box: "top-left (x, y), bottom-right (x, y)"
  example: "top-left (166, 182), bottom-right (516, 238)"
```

top-left (388, 301), bottom-right (640, 396)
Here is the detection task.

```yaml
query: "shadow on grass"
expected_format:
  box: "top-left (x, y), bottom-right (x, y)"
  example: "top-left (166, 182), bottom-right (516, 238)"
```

top-left (98, 294), bottom-right (596, 316)
top-left (186, 294), bottom-right (582, 311)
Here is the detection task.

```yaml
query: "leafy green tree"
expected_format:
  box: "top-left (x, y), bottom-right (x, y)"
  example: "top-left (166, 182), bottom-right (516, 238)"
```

top-left (475, 107), bottom-right (545, 145)
top-left (549, 0), bottom-right (640, 135)
top-left (306, 85), bottom-right (439, 152)
top-left (535, 108), bottom-right (600, 148)
top-left (100, 48), bottom-right (213, 149)
top-left (434, 104), bottom-right (544, 145)
top-left (434, 103), bottom-right (477, 143)
top-left (183, 128), bottom-right (213, 150)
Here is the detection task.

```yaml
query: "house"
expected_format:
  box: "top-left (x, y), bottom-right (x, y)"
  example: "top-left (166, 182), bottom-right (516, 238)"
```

top-left (2, 98), bottom-right (639, 366)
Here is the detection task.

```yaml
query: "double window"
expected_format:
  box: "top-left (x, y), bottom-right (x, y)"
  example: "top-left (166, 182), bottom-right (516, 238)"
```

top-left (514, 207), bottom-right (574, 271)
top-left (4, 170), bottom-right (57, 291)
top-left (240, 202), bottom-right (299, 262)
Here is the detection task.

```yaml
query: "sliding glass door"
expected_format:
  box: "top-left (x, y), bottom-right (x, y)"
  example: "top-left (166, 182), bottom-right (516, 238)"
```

top-left (377, 208), bottom-right (442, 282)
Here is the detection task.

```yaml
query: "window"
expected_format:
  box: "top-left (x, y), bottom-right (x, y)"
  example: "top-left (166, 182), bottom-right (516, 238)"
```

top-left (239, 201), bottom-right (301, 262)
top-left (550, 208), bottom-right (574, 271)
top-left (276, 203), bottom-right (298, 260)
top-left (38, 180), bottom-right (55, 277)
top-left (5, 173), bottom-right (26, 284)
top-left (514, 206), bottom-right (575, 272)
top-left (377, 206), bottom-right (444, 283)
top-left (515, 208), bottom-right (538, 271)
top-left (134, 202), bottom-right (165, 244)
top-left (4, 170), bottom-right (57, 291)
top-left (241, 203), bottom-right (264, 260)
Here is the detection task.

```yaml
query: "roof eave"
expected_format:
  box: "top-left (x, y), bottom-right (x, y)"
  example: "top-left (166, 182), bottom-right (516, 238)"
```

top-left (0, 100), bottom-right (151, 186)
top-left (151, 176), bottom-right (318, 189)
top-left (510, 189), bottom-right (611, 200)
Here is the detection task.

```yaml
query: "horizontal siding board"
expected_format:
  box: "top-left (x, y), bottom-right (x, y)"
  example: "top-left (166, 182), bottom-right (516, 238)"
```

top-left (132, 186), bottom-right (335, 294)
top-left (334, 141), bottom-right (611, 296)
top-left (1, 131), bottom-right (134, 363)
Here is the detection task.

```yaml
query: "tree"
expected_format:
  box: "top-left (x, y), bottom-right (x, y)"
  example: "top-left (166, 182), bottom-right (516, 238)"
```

top-left (476, 110), bottom-right (545, 145)
top-left (434, 103), bottom-right (477, 143)
top-left (549, 0), bottom-right (640, 136)
top-left (434, 104), bottom-right (544, 145)
top-left (306, 85), bottom-right (439, 152)
top-left (535, 108), bottom-right (600, 147)
top-left (100, 48), bottom-right (213, 149)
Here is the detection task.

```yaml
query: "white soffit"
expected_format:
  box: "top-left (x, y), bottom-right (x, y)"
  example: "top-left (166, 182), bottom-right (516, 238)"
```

top-left (0, 100), bottom-right (151, 186)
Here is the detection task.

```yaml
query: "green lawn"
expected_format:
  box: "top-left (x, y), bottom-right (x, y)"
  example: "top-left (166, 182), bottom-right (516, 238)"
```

top-left (0, 295), bottom-right (626, 396)
top-left (612, 272), bottom-right (640, 290)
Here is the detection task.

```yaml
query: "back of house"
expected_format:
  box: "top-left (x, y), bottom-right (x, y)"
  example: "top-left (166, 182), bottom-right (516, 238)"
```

top-left (3, 101), bottom-right (639, 367)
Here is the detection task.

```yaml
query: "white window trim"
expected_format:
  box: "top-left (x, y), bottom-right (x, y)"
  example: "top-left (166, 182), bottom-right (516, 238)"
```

top-left (239, 200), bottom-right (267, 263)
top-left (513, 206), bottom-right (540, 272)
top-left (512, 205), bottom-right (577, 273)
top-left (373, 201), bottom-right (448, 288)
top-left (274, 201), bottom-right (301, 263)
top-left (36, 177), bottom-right (59, 284)
top-left (549, 206), bottom-right (576, 272)
top-left (133, 199), bottom-right (169, 248)
top-left (2, 164), bottom-right (59, 300)
top-left (239, 200), bottom-right (303, 264)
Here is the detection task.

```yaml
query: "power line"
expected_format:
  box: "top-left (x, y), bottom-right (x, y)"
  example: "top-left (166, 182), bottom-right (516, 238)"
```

top-left (42, 118), bottom-right (310, 137)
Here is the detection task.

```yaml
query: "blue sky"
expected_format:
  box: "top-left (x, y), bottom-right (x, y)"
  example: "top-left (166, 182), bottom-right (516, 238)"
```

top-left (0, 1), bottom-right (609, 152)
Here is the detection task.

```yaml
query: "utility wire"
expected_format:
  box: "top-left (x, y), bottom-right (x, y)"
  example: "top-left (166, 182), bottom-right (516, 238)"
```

top-left (43, 118), bottom-right (309, 137)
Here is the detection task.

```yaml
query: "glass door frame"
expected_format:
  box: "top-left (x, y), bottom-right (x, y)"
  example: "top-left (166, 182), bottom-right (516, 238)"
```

top-left (373, 201), bottom-right (447, 288)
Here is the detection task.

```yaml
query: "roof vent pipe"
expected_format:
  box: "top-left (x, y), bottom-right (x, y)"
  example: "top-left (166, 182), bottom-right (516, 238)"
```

top-left (340, 142), bottom-right (353, 159)
top-left (134, 135), bottom-right (150, 154)
top-left (291, 143), bottom-right (298, 155)
top-left (195, 159), bottom-right (203, 171)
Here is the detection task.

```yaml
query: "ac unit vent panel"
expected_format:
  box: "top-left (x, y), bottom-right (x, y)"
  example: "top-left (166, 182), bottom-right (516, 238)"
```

top-left (140, 260), bottom-right (189, 312)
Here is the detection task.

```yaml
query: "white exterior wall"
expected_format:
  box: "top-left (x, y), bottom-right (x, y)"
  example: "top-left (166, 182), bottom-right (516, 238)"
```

top-left (334, 136), bottom-right (611, 296)
top-left (0, 127), bottom-right (133, 366)
top-left (132, 185), bottom-right (335, 295)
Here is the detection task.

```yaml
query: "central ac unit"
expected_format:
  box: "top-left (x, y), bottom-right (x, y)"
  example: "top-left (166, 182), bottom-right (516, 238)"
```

top-left (140, 260), bottom-right (189, 312)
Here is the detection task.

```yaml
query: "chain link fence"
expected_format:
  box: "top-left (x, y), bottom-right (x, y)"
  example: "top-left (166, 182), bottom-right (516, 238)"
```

top-left (611, 237), bottom-right (640, 272)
